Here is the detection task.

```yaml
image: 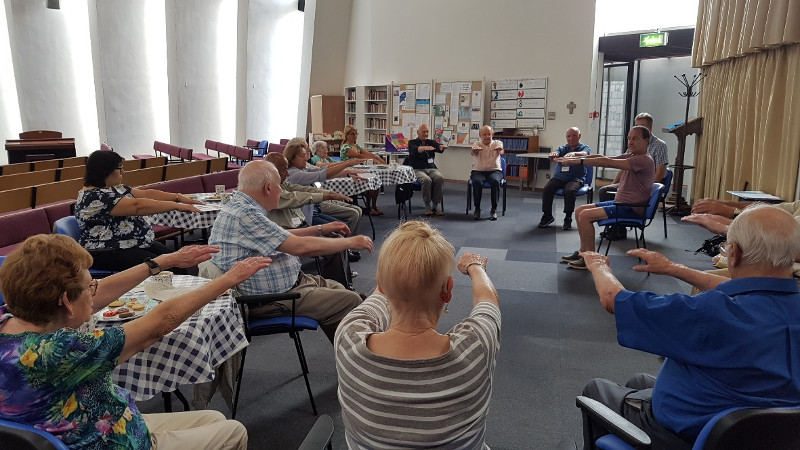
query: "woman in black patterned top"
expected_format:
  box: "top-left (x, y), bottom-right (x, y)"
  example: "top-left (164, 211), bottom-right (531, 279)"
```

top-left (74, 151), bottom-right (203, 271)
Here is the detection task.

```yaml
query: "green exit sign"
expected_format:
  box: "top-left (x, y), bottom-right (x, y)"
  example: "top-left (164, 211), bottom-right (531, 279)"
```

top-left (640, 32), bottom-right (669, 47)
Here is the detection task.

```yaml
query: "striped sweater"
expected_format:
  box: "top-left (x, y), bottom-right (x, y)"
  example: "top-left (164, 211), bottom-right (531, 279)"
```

top-left (335, 294), bottom-right (501, 449)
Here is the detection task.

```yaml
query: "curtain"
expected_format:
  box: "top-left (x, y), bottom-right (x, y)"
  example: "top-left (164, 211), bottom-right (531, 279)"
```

top-left (693, 43), bottom-right (800, 200)
top-left (693, 0), bottom-right (800, 67)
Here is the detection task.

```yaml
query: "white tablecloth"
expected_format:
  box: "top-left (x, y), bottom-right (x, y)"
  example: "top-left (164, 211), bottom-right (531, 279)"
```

top-left (97, 275), bottom-right (248, 401)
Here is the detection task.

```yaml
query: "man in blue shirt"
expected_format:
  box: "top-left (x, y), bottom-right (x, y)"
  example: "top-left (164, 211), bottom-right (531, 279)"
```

top-left (539, 127), bottom-right (590, 230)
top-left (579, 204), bottom-right (800, 449)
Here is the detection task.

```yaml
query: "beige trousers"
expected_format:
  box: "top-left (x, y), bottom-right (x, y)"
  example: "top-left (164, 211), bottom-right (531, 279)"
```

top-left (144, 410), bottom-right (247, 450)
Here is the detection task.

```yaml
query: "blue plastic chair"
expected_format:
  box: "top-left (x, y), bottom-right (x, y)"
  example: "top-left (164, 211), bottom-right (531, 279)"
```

top-left (0, 418), bottom-right (68, 450)
top-left (555, 164), bottom-right (594, 204)
top-left (465, 156), bottom-right (507, 216)
top-left (232, 291), bottom-right (319, 419)
top-left (595, 183), bottom-right (664, 256)
top-left (659, 169), bottom-right (674, 238)
top-left (53, 216), bottom-right (115, 278)
top-left (577, 395), bottom-right (800, 450)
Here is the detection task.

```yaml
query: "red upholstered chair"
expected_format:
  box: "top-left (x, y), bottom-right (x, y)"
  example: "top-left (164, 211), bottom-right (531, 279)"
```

top-left (0, 209), bottom-right (53, 256)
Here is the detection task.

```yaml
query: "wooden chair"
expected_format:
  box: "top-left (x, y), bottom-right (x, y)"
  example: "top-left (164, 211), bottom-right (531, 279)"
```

top-left (0, 187), bottom-right (34, 213)
top-left (142, 156), bottom-right (167, 168)
top-left (0, 162), bottom-right (31, 176)
top-left (58, 165), bottom-right (85, 181)
top-left (60, 156), bottom-right (87, 167)
top-left (0, 169), bottom-right (58, 191)
top-left (164, 161), bottom-right (208, 181)
top-left (122, 159), bottom-right (143, 171)
top-left (34, 179), bottom-right (84, 207)
top-left (32, 160), bottom-right (60, 171)
top-left (123, 167), bottom-right (165, 187)
top-left (207, 157), bottom-right (228, 173)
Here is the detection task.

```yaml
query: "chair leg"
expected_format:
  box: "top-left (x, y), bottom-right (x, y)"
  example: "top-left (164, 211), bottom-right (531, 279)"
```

top-left (466, 184), bottom-right (472, 214)
top-left (502, 183), bottom-right (507, 216)
top-left (291, 331), bottom-right (317, 415)
top-left (231, 347), bottom-right (249, 419)
top-left (662, 201), bottom-right (668, 238)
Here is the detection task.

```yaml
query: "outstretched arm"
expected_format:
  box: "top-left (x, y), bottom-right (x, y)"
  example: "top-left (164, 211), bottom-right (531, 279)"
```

top-left (457, 252), bottom-right (498, 307)
top-left (627, 249), bottom-right (729, 291)
top-left (681, 214), bottom-right (732, 234)
top-left (581, 252), bottom-right (624, 313)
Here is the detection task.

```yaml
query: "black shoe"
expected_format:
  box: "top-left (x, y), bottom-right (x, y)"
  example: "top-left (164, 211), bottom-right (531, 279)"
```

top-left (567, 257), bottom-right (588, 270)
top-left (489, 209), bottom-right (498, 221)
top-left (350, 271), bottom-right (358, 278)
top-left (473, 209), bottom-right (481, 220)
top-left (561, 251), bottom-right (581, 262)
top-left (562, 218), bottom-right (572, 230)
top-left (602, 225), bottom-right (627, 241)
top-left (538, 215), bottom-right (555, 228)
top-left (348, 250), bottom-right (361, 262)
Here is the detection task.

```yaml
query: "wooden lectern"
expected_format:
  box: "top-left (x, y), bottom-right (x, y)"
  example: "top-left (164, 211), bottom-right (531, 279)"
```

top-left (5, 130), bottom-right (76, 163)
top-left (667, 117), bottom-right (703, 215)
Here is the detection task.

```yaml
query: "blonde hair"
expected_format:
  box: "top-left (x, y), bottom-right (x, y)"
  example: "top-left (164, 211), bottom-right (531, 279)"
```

top-left (343, 125), bottom-right (358, 140)
top-left (377, 221), bottom-right (455, 311)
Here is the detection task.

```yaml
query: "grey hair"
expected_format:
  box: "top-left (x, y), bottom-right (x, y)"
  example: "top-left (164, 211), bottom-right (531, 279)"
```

top-left (727, 204), bottom-right (800, 269)
top-left (287, 137), bottom-right (306, 147)
top-left (568, 126), bottom-right (581, 135)
top-left (237, 161), bottom-right (277, 191)
top-left (310, 140), bottom-right (327, 154)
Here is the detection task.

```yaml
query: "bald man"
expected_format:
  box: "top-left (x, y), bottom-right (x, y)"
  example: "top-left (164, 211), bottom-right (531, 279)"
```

top-left (580, 204), bottom-right (800, 448)
top-left (406, 124), bottom-right (447, 215)
top-left (470, 126), bottom-right (504, 220)
top-left (208, 160), bottom-right (373, 342)
top-left (539, 127), bottom-right (591, 230)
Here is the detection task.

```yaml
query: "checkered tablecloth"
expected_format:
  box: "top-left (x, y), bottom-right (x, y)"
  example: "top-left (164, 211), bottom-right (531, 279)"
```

top-left (149, 203), bottom-right (222, 229)
top-left (322, 175), bottom-right (382, 196)
top-left (359, 165), bottom-right (416, 185)
top-left (98, 275), bottom-right (248, 401)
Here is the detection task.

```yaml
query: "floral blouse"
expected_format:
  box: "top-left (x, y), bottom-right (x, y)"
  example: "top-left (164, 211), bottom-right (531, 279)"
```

top-left (340, 143), bottom-right (365, 161)
top-left (310, 154), bottom-right (334, 166)
top-left (75, 186), bottom-right (155, 250)
top-left (0, 307), bottom-right (151, 449)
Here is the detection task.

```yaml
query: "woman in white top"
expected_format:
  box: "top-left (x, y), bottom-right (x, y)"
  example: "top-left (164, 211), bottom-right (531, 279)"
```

top-left (335, 221), bottom-right (501, 449)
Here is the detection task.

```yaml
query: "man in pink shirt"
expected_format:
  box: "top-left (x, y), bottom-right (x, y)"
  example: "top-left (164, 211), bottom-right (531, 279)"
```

top-left (555, 125), bottom-right (655, 269)
top-left (470, 125), bottom-right (505, 220)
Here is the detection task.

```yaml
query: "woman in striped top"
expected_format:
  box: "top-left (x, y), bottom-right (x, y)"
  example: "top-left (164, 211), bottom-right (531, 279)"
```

top-left (335, 221), bottom-right (501, 449)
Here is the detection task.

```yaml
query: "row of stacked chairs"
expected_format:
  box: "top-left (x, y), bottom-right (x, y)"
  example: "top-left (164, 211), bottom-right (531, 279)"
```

top-left (0, 168), bottom-right (241, 257)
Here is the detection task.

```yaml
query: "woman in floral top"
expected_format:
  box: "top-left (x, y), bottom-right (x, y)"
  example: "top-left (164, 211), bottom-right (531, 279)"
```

top-left (74, 151), bottom-right (204, 271)
top-left (340, 125), bottom-right (386, 215)
top-left (0, 234), bottom-right (271, 449)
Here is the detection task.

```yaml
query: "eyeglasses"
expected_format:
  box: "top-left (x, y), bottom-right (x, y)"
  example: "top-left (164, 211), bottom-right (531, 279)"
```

top-left (115, 165), bottom-right (124, 171)
top-left (718, 242), bottom-right (730, 257)
top-left (87, 279), bottom-right (99, 296)
top-left (347, 132), bottom-right (358, 135)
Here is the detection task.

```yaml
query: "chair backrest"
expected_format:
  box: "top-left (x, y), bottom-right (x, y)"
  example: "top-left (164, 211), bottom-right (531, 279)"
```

top-left (61, 156), bottom-right (87, 167)
top-left (122, 159), bottom-right (143, 171)
top-left (34, 178), bottom-right (84, 207)
top-left (268, 143), bottom-right (285, 154)
top-left (99, 142), bottom-right (113, 151)
top-left (661, 168), bottom-right (673, 195)
top-left (0, 209), bottom-right (51, 249)
top-left (643, 183), bottom-right (664, 219)
top-left (201, 169), bottom-right (240, 192)
top-left (297, 414), bottom-right (335, 450)
top-left (207, 157), bottom-right (228, 173)
top-left (0, 186), bottom-right (34, 213)
top-left (0, 255), bottom-right (5, 305)
top-left (32, 159), bottom-right (60, 171)
top-left (693, 406), bottom-right (800, 449)
top-left (142, 156), bottom-right (168, 168)
top-left (54, 215), bottom-right (81, 241)
top-left (246, 139), bottom-right (260, 148)
top-left (500, 156), bottom-right (506, 179)
top-left (164, 160), bottom-right (208, 181)
top-left (0, 418), bottom-right (68, 450)
top-left (156, 175), bottom-right (205, 194)
top-left (279, 138), bottom-right (289, 145)
top-left (0, 169), bottom-right (58, 191)
top-left (1, 162), bottom-right (32, 175)
top-left (58, 165), bottom-right (85, 181)
top-left (123, 166), bottom-right (165, 187)
top-left (584, 164), bottom-right (594, 186)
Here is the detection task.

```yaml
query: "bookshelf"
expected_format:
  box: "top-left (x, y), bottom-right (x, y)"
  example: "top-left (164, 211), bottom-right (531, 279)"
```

top-left (343, 85), bottom-right (391, 149)
top-left (495, 134), bottom-right (540, 188)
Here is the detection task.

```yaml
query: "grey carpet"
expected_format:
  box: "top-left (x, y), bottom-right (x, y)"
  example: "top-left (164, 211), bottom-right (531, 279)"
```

top-left (137, 183), bottom-right (715, 449)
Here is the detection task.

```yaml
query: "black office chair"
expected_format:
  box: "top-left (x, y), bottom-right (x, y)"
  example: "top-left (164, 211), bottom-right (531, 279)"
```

top-left (297, 414), bottom-right (334, 450)
top-left (232, 291), bottom-right (319, 418)
top-left (576, 395), bottom-right (800, 449)
top-left (0, 419), bottom-right (68, 450)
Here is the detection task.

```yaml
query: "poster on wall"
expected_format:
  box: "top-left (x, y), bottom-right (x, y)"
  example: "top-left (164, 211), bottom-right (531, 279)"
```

top-left (489, 77), bottom-right (548, 132)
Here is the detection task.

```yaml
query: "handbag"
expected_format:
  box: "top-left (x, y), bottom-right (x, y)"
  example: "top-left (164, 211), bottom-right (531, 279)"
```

top-left (695, 234), bottom-right (726, 257)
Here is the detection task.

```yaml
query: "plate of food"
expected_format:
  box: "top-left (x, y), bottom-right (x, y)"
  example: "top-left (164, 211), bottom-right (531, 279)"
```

top-left (203, 195), bottom-right (222, 201)
top-left (95, 297), bottom-right (158, 322)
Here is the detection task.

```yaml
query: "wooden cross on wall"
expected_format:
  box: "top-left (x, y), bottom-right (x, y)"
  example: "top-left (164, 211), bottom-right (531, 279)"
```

top-left (567, 102), bottom-right (577, 114)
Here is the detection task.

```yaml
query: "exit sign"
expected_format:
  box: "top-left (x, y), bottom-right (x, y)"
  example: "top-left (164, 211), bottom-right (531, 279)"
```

top-left (640, 32), bottom-right (669, 47)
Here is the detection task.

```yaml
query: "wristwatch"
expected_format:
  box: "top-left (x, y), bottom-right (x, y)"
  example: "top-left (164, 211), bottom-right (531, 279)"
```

top-left (144, 257), bottom-right (162, 276)
top-left (580, 157), bottom-right (586, 165)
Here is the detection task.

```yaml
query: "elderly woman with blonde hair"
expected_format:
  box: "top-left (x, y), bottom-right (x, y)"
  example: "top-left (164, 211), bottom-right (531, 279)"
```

top-left (335, 221), bottom-right (501, 449)
top-left (0, 234), bottom-right (271, 449)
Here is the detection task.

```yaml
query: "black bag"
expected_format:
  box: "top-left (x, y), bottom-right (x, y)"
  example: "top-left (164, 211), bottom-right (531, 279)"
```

top-left (695, 234), bottom-right (726, 257)
top-left (395, 183), bottom-right (415, 205)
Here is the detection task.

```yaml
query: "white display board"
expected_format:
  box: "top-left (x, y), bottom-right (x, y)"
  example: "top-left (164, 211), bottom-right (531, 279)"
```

top-left (489, 78), bottom-right (548, 132)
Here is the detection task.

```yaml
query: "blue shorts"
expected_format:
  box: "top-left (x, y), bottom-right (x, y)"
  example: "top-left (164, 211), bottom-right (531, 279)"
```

top-left (595, 200), bottom-right (640, 219)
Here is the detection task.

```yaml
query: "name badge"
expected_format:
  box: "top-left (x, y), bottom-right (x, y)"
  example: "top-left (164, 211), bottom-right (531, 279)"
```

top-left (291, 217), bottom-right (303, 227)
top-left (427, 158), bottom-right (434, 164)
top-left (561, 164), bottom-right (570, 172)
